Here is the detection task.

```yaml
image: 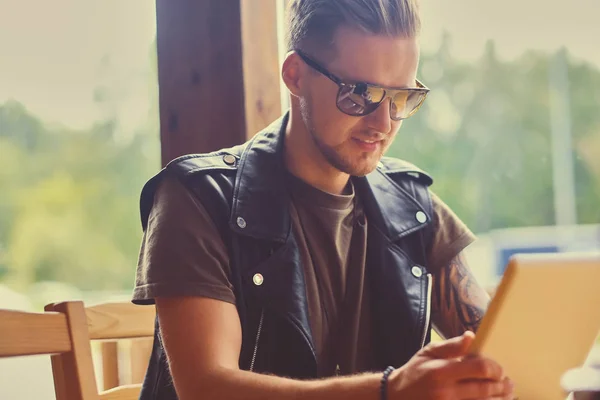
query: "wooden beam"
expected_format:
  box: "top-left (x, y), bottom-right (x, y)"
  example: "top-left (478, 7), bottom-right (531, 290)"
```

top-left (130, 338), bottom-right (154, 384)
top-left (101, 342), bottom-right (120, 390)
top-left (241, 0), bottom-right (282, 138)
top-left (156, 0), bottom-right (282, 166)
top-left (0, 309), bottom-right (71, 357)
top-left (45, 302), bottom-right (99, 400)
top-left (99, 384), bottom-right (142, 400)
top-left (156, 0), bottom-right (246, 165)
top-left (86, 302), bottom-right (156, 340)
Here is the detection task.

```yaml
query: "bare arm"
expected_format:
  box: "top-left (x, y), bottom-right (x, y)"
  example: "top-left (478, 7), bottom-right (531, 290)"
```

top-left (431, 252), bottom-right (491, 339)
top-left (157, 292), bottom-right (510, 400)
top-left (155, 296), bottom-right (382, 400)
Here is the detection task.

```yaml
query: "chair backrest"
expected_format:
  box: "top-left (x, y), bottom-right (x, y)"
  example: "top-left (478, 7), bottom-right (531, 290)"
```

top-left (1, 301), bottom-right (155, 400)
top-left (46, 301), bottom-right (156, 400)
top-left (86, 302), bottom-right (156, 394)
top-left (0, 301), bottom-right (99, 400)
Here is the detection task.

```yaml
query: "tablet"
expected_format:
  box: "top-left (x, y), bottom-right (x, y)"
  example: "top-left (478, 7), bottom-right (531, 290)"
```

top-left (468, 252), bottom-right (600, 400)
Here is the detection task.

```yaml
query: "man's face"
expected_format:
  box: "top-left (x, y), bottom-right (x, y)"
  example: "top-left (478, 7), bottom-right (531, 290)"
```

top-left (299, 26), bottom-right (420, 176)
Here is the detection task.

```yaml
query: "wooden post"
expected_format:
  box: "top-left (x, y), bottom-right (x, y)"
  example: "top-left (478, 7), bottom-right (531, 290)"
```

top-left (156, 0), bottom-right (282, 166)
top-left (130, 338), bottom-right (154, 384)
top-left (45, 302), bottom-right (99, 400)
top-left (101, 342), bottom-right (120, 390)
top-left (241, 0), bottom-right (282, 138)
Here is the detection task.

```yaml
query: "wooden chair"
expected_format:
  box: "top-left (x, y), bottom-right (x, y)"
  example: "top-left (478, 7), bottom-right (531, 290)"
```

top-left (0, 302), bottom-right (99, 400)
top-left (0, 301), bottom-right (155, 400)
top-left (85, 301), bottom-right (156, 394)
top-left (46, 301), bottom-right (156, 400)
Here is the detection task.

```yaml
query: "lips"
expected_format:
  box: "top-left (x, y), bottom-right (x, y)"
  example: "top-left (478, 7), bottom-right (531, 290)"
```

top-left (354, 137), bottom-right (385, 145)
top-left (354, 133), bottom-right (386, 141)
top-left (352, 137), bottom-right (382, 151)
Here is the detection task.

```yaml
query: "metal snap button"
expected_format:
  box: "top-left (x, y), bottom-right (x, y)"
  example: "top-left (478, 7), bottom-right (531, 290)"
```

top-left (411, 266), bottom-right (423, 278)
top-left (236, 216), bottom-right (247, 229)
top-left (415, 211), bottom-right (427, 224)
top-left (223, 154), bottom-right (236, 166)
top-left (253, 273), bottom-right (264, 286)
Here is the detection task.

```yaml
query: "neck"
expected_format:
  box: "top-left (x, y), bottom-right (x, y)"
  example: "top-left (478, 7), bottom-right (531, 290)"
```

top-left (283, 108), bottom-right (350, 195)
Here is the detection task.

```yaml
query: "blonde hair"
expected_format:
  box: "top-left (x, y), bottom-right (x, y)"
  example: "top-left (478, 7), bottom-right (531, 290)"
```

top-left (286, 0), bottom-right (421, 56)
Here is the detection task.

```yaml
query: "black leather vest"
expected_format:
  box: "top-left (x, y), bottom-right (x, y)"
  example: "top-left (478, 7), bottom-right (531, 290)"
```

top-left (137, 114), bottom-right (435, 399)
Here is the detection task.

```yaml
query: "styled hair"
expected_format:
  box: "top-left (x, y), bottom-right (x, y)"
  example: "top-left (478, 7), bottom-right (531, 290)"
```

top-left (285, 0), bottom-right (421, 56)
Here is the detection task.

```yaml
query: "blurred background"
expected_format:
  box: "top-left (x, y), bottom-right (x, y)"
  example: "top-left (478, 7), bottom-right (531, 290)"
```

top-left (1, 0), bottom-right (599, 398)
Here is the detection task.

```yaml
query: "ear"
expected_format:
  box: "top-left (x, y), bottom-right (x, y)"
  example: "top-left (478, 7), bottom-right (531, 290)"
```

top-left (281, 52), bottom-right (305, 98)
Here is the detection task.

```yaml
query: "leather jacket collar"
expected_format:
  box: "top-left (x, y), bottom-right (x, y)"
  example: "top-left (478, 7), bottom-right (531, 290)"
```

top-left (228, 112), bottom-right (432, 243)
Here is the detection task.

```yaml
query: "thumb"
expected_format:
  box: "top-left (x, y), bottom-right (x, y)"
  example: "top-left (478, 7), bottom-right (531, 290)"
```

top-left (423, 331), bottom-right (475, 359)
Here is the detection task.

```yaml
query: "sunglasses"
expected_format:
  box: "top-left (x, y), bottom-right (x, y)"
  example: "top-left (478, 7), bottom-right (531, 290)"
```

top-left (296, 49), bottom-right (429, 121)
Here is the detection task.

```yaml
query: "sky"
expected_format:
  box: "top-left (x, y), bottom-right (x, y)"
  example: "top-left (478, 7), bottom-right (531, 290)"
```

top-left (0, 0), bottom-right (598, 130)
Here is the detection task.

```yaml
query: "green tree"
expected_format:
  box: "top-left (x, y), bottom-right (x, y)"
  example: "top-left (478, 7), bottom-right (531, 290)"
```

top-left (390, 37), bottom-right (600, 232)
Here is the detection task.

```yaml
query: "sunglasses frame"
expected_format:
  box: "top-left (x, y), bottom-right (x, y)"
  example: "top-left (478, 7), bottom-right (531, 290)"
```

top-left (295, 49), bottom-right (430, 121)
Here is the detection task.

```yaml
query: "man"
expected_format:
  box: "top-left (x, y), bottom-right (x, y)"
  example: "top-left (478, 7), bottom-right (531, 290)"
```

top-left (133, 0), bottom-right (514, 399)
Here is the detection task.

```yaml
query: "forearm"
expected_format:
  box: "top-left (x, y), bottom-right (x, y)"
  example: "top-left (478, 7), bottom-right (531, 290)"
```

top-left (155, 298), bottom-right (384, 400)
top-left (176, 367), bottom-right (382, 400)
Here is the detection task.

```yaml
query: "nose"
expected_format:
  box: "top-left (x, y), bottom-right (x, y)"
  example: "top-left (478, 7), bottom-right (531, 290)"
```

top-left (365, 97), bottom-right (393, 135)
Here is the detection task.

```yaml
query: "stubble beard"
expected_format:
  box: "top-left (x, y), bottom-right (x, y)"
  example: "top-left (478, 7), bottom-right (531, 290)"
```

top-left (299, 97), bottom-right (384, 177)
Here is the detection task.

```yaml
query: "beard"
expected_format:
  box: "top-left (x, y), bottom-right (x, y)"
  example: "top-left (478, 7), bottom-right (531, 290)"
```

top-left (299, 96), bottom-right (386, 177)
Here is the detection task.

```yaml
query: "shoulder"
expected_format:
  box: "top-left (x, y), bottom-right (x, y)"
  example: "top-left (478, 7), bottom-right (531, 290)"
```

top-left (164, 144), bottom-right (245, 177)
top-left (426, 190), bottom-right (476, 272)
top-left (139, 144), bottom-right (246, 230)
top-left (147, 143), bottom-right (246, 195)
top-left (377, 157), bottom-right (433, 187)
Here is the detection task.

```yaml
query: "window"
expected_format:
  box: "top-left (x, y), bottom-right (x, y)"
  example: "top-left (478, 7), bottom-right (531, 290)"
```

top-left (0, 0), bottom-right (160, 305)
top-left (398, 0), bottom-right (600, 284)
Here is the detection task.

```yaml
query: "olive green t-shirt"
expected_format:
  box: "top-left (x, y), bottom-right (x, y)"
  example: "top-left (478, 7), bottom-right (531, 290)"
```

top-left (132, 173), bottom-right (475, 376)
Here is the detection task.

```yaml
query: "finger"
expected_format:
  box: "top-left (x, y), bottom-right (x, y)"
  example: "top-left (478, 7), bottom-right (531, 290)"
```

top-left (444, 357), bottom-right (505, 381)
top-left (423, 331), bottom-right (475, 359)
top-left (456, 377), bottom-right (513, 399)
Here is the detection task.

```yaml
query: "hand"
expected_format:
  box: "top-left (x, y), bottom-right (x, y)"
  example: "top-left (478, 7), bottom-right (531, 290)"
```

top-left (389, 331), bottom-right (514, 400)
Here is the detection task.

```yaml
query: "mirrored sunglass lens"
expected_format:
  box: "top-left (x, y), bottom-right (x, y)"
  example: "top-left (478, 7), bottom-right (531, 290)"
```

top-left (392, 91), bottom-right (426, 119)
top-left (391, 91), bottom-right (409, 118)
top-left (337, 85), bottom-right (385, 115)
top-left (358, 86), bottom-right (385, 105)
top-left (337, 86), bottom-right (365, 115)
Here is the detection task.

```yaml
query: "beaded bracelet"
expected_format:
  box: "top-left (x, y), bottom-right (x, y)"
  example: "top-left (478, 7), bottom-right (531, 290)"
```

top-left (380, 366), bottom-right (395, 400)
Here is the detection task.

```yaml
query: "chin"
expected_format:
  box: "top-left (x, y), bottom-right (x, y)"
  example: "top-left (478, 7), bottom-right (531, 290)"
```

top-left (316, 139), bottom-right (383, 177)
top-left (336, 158), bottom-right (380, 177)
top-left (348, 164), bottom-right (378, 177)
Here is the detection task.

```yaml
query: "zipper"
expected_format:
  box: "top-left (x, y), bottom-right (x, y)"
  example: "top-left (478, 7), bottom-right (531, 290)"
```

top-left (420, 273), bottom-right (433, 348)
top-left (249, 309), bottom-right (264, 371)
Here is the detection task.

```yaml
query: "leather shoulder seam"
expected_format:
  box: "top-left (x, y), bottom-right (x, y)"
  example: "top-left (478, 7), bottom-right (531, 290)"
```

top-left (165, 152), bottom-right (240, 177)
